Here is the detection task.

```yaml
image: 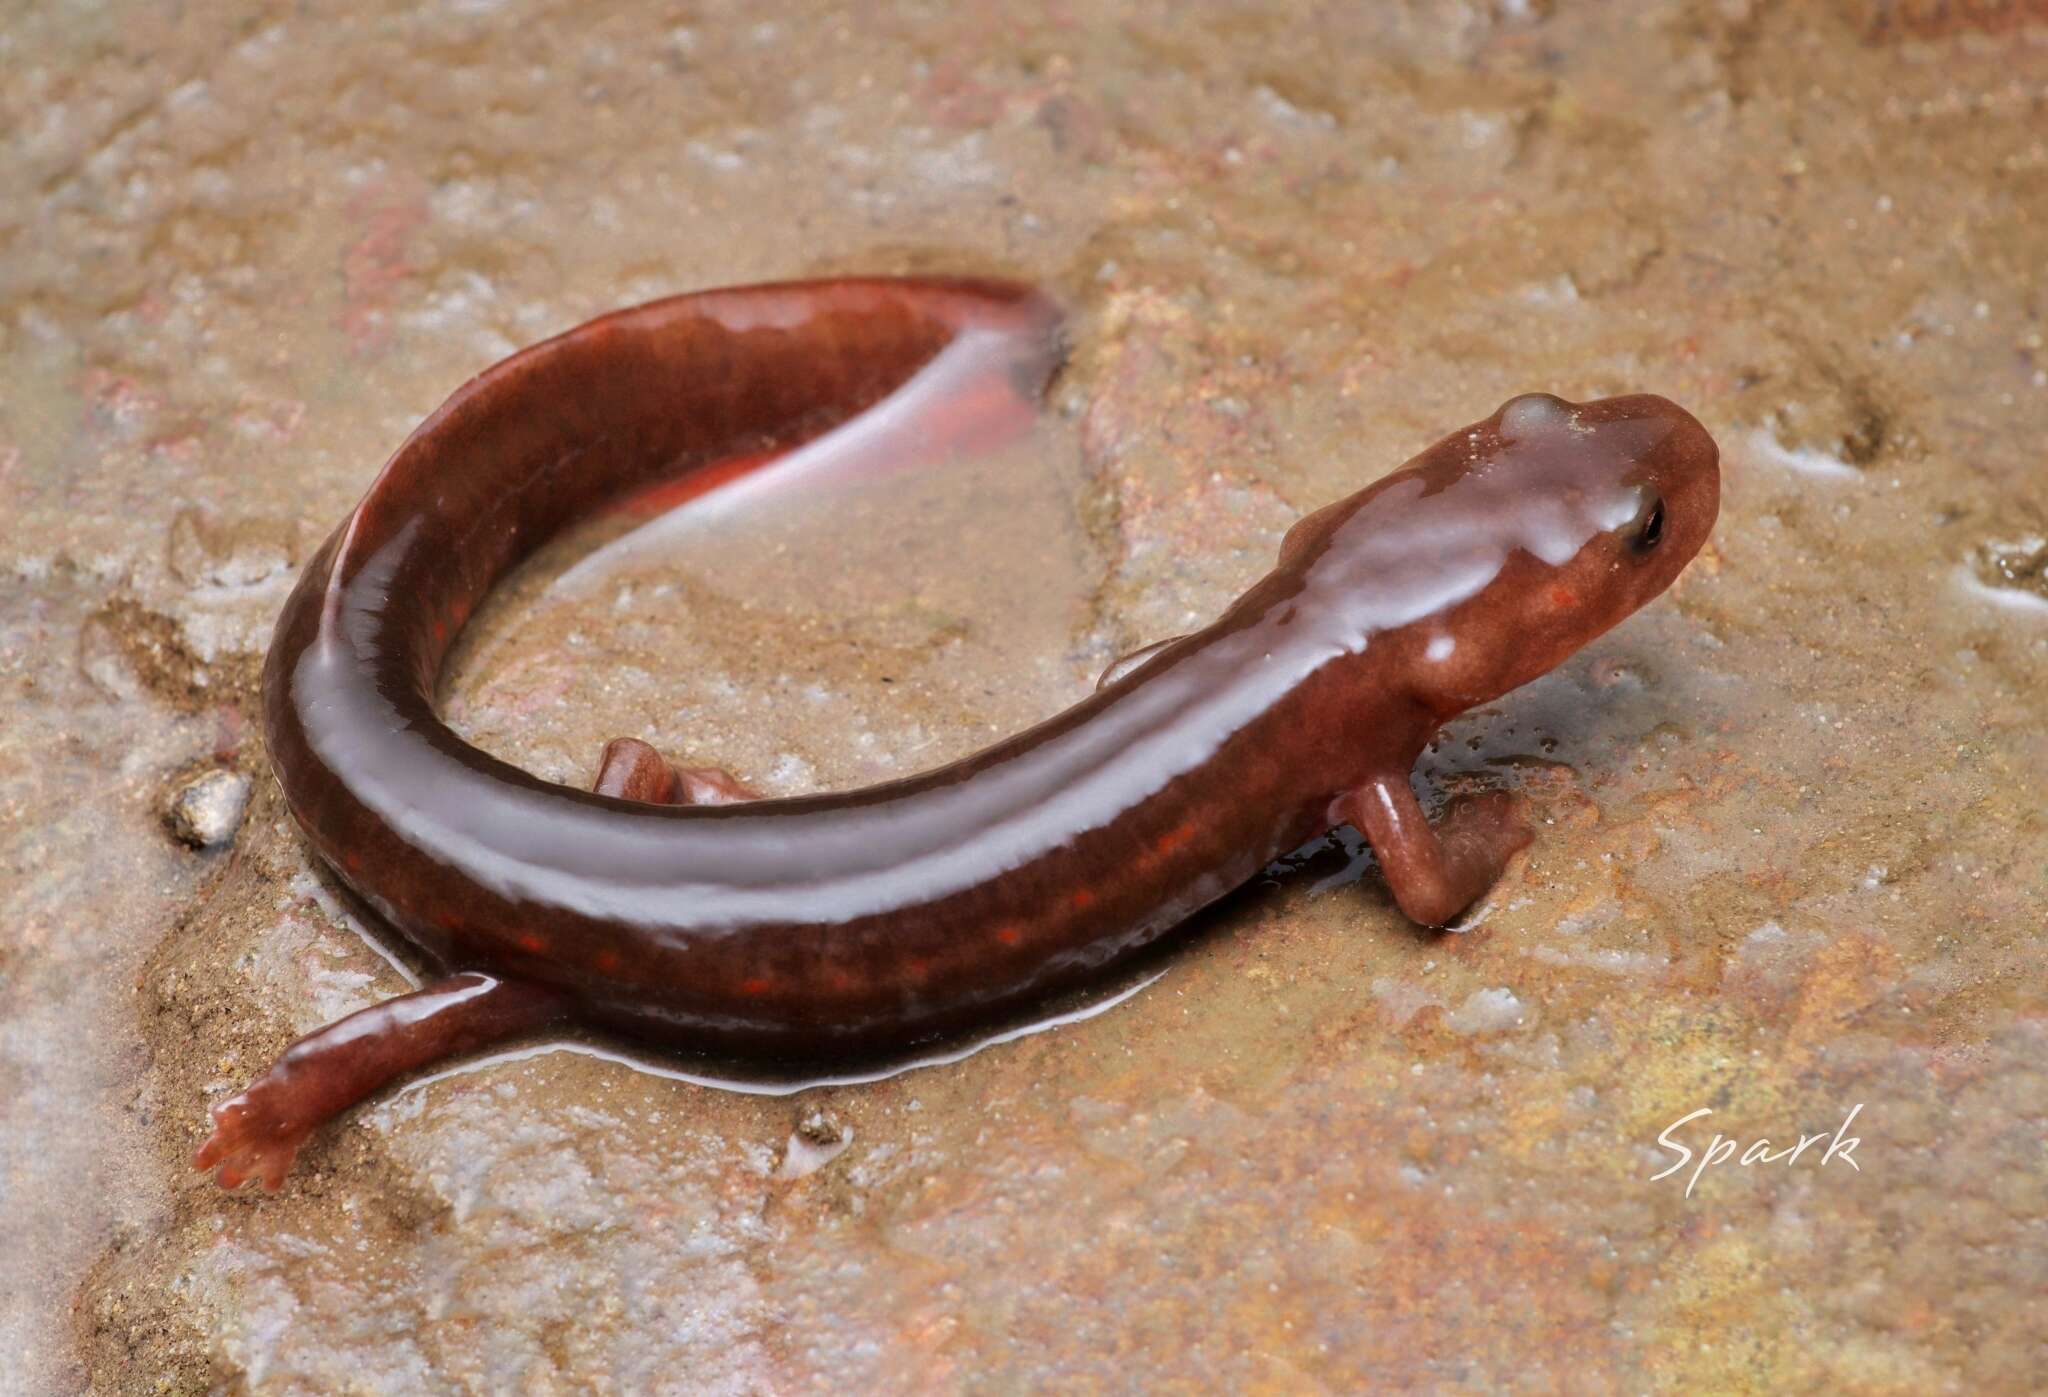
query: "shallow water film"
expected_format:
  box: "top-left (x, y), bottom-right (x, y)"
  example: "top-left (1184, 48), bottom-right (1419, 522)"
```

top-left (4, 2), bottom-right (2046, 1392)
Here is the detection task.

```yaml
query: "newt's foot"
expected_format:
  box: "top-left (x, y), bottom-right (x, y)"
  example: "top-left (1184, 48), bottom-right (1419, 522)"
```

top-left (1438, 790), bottom-right (1536, 865)
top-left (193, 1089), bottom-right (310, 1191)
top-left (593, 737), bottom-right (758, 805)
top-left (1338, 776), bottom-right (1537, 928)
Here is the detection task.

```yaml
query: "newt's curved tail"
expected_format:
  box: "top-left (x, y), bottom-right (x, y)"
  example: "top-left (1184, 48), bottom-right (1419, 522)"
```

top-left (264, 278), bottom-right (1063, 975)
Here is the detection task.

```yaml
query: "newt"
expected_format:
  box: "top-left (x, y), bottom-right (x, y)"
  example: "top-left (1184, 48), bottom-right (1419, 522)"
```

top-left (195, 276), bottom-right (1719, 1189)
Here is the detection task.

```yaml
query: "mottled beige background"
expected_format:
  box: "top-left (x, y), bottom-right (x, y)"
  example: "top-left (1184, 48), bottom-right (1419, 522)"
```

top-left (3, 1), bottom-right (2045, 1392)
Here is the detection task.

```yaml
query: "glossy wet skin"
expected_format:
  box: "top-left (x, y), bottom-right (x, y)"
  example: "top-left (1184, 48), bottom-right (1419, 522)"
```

top-left (196, 277), bottom-right (1718, 1188)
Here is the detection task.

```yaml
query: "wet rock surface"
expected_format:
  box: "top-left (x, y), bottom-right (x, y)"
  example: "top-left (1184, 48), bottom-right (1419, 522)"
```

top-left (4, 2), bottom-right (2046, 1391)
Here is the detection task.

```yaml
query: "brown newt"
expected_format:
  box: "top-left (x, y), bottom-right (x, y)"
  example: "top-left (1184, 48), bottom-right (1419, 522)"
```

top-left (195, 276), bottom-right (1719, 1189)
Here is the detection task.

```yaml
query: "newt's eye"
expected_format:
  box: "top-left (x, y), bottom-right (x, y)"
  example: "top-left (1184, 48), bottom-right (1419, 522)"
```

top-left (1630, 494), bottom-right (1666, 556)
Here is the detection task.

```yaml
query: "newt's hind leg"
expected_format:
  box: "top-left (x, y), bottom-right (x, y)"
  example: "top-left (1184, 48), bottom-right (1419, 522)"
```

top-left (194, 973), bottom-right (567, 1190)
top-left (592, 737), bottom-right (759, 806)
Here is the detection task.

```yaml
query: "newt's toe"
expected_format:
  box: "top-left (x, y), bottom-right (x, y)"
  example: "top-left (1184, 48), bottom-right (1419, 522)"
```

top-left (672, 765), bottom-right (759, 805)
top-left (592, 737), bottom-right (680, 803)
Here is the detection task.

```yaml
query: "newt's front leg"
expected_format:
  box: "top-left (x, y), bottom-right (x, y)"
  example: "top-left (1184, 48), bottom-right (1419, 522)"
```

top-left (194, 973), bottom-right (567, 1190)
top-left (1335, 772), bottom-right (1534, 927)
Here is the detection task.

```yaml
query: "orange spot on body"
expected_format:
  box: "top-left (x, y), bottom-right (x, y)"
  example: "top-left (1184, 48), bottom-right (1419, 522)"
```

top-left (996, 926), bottom-right (1022, 946)
top-left (595, 950), bottom-right (620, 972)
top-left (1070, 888), bottom-right (1097, 910)
top-left (1154, 822), bottom-right (1198, 856)
top-left (1548, 584), bottom-right (1577, 608)
top-left (432, 618), bottom-right (447, 644)
top-left (516, 932), bottom-right (545, 954)
top-left (740, 976), bottom-right (771, 995)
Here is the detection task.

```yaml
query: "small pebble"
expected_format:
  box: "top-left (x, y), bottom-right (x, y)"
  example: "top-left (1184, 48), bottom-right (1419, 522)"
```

top-left (165, 768), bottom-right (251, 849)
top-left (777, 1107), bottom-right (852, 1180)
top-left (796, 1106), bottom-right (847, 1146)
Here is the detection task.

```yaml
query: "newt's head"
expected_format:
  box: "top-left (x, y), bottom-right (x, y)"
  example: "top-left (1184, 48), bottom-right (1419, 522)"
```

top-left (1285, 391), bottom-right (1720, 718)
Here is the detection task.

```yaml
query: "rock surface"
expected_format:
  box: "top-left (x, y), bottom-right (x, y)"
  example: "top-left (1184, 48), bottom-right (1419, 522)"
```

top-left (4, 1), bottom-right (2046, 1391)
